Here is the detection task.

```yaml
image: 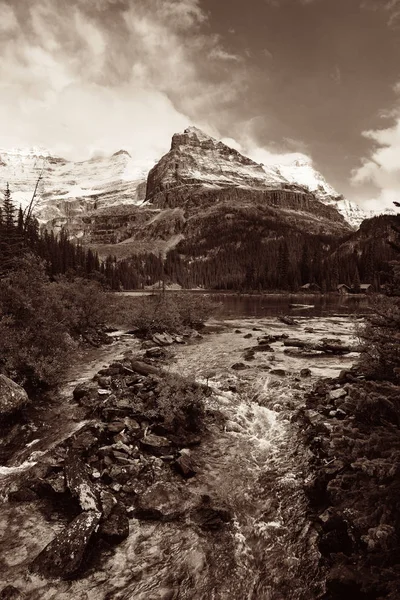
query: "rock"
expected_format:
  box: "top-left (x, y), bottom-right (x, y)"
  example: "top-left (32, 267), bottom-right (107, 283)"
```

top-left (135, 481), bottom-right (191, 520)
top-left (270, 369), bottom-right (286, 377)
top-left (145, 347), bottom-right (167, 359)
top-left (231, 362), bottom-right (248, 371)
top-left (107, 420), bottom-right (126, 434)
top-left (129, 360), bottom-right (162, 376)
top-left (95, 376), bottom-right (112, 388)
top-left (8, 487), bottom-right (38, 503)
top-left (243, 350), bottom-right (255, 361)
top-left (44, 472), bottom-right (67, 494)
top-left (243, 333), bottom-right (252, 338)
top-left (234, 329), bottom-right (242, 333)
top-left (140, 433), bottom-right (172, 456)
top-left (300, 368), bottom-right (312, 378)
top-left (174, 335), bottom-right (185, 344)
top-left (278, 316), bottom-right (298, 326)
top-left (72, 381), bottom-right (98, 401)
top-left (0, 586), bottom-right (26, 600)
top-left (192, 497), bottom-right (232, 531)
top-left (64, 451), bottom-right (101, 512)
top-left (152, 332), bottom-right (174, 346)
top-left (30, 510), bottom-right (101, 579)
top-left (329, 388), bottom-right (347, 401)
top-left (98, 389), bottom-right (111, 396)
top-left (99, 502), bottom-right (129, 544)
top-left (255, 343), bottom-right (274, 352)
top-left (124, 417), bottom-right (141, 433)
top-left (174, 449), bottom-right (196, 478)
top-left (0, 375), bottom-right (30, 418)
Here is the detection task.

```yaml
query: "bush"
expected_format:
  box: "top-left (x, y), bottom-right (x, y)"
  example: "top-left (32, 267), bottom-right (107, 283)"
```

top-left (153, 374), bottom-right (207, 434)
top-left (0, 255), bottom-right (75, 388)
top-left (0, 255), bottom-right (111, 389)
top-left (358, 295), bottom-right (400, 383)
top-left (125, 292), bottom-right (215, 336)
top-left (50, 276), bottom-right (110, 337)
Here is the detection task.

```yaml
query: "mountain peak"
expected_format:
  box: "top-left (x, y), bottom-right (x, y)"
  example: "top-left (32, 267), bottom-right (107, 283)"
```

top-left (183, 126), bottom-right (215, 142)
top-left (112, 149), bottom-right (131, 158)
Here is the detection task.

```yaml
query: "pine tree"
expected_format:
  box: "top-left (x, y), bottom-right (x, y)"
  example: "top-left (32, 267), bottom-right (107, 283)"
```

top-left (3, 183), bottom-right (15, 229)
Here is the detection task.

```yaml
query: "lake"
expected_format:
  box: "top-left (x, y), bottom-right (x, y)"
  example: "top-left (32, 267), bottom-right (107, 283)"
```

top-left (118, 290), bottom-right (374, 319)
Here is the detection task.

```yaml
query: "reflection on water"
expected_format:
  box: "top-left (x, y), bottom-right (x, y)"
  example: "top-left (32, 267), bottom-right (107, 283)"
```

top-left (196, 293), bottom-right (371, 319)
top-left (117, 291), bottom-right (373, 320)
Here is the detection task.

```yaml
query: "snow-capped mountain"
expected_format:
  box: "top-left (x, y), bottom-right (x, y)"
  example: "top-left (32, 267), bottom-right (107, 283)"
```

top-left (0, 127), bottom-right (367, 238)
top-left (0, 147), bottom-right (153, 232)
top-left (272, 159), bottom-right (366, 229)
top-left (146, 127), bottom-right (365, 229)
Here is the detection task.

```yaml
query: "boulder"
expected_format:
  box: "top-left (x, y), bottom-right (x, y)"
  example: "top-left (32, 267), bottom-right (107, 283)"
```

top-left (72, 381), bottom-right (98, 401)
top-left (145, 347), bottom-right (167, 359)
top-left (329, 388), bottom-right (347, 401)
top-left (174, 449), bottom-right (196, 478)
top-left (300, 368), bottom-right (312, 378)
top-left (129, 360), bottom-right (162, 377)
top-left (243, 333), bottom-right (252, 339)
top-left (0, 586), bottom-right (26, 600)
top-left (231, 363), bottom-right (248, 371)
top-left (0, 375), bottom-right (30, 418)
top-left (192, 497), bottom-right (232, 531)
top-left (134, 481), bottom-right (191, 520)
top-left (152, 332), bottom-right (174, 346)
top-left (270, 369), bottom-right (286, 377)
top-left (30, 510), bottom-right (101, 579)
top-left (99, 502), bottom-right (129, 544)
top-left (278, 316), bottom-right (298, 326)
top-left (140, 433), bottom-right (172, 456)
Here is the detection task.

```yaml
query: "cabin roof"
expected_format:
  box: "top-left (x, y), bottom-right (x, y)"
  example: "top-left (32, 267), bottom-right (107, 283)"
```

top-left (360, 283), bottom-right (373, 289)
top-left (337, 283), bottom-right (351, 289)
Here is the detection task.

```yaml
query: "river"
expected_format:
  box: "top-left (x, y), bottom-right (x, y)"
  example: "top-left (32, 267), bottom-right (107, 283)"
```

top-left (0, 295), bottom-right (366, 599)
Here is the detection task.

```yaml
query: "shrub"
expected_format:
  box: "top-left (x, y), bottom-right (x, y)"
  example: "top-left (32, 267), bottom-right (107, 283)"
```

top-left (0, 255), bottom-right (111, 389)
top-left (0, 254), bottom-right (75, 388)
top-left (154, 374), bottom-right (207, 434)
top-left (358, 295), bottom-right (400, 383)
top-left (50, 276), bottom-right (110, 337)
top-left (125, 292), bottom-right (215, 336)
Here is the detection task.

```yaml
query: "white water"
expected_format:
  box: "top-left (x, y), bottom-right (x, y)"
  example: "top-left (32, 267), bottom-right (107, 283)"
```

top-left (0, 316), bottom-right (358, 599)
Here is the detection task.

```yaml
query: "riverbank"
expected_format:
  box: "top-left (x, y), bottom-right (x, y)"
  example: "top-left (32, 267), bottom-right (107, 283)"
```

top-left (0, 313), bottom-right (362, 599)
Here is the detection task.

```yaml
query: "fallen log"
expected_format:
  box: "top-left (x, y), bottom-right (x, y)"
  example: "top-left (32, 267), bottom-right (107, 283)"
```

top-left (283, 339), bottom-right (309, 348)
top-left (30, 510), bottom-right (101, 579)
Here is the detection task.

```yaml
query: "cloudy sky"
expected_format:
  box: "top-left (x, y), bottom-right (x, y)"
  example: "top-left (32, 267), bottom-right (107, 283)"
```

top-left (1, 0), bottom-right (400, 210)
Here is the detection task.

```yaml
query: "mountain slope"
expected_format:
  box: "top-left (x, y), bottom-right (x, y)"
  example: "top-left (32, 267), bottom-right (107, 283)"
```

top-left (0, 147), bottom-right (152, 236)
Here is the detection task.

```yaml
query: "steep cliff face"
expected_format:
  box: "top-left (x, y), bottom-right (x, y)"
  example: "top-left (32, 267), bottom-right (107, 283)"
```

top-left (145, 127), bottom-right (351, 236)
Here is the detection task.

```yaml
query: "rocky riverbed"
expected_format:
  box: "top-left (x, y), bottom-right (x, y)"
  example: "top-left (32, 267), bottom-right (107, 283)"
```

top-left (0, 314), bottom-right (361, 599)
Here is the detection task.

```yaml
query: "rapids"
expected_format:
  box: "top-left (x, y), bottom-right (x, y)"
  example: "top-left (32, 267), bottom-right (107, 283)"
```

top-left (0, 315), bottom-right (359, 599)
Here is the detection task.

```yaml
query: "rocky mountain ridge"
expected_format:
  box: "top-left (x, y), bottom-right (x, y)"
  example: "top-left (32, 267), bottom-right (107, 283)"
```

top-left (0, 146), bottom-right (153, 236)
top-left (1, 127), bottom-right (367, 237)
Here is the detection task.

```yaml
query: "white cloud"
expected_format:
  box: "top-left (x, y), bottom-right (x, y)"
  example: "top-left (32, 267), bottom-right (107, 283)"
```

top-left (0, 0), bottom-right (247, 161)
top-left (352, 94), bottom-right (400, 211)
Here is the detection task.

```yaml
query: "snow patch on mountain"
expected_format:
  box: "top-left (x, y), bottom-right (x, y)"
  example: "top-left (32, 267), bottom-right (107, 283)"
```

top-left (0, 147), bottom-right (154, 223)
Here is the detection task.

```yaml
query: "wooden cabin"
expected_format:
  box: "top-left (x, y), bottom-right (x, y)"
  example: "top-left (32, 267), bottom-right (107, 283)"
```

top-left (337, 284), bottom-right (351, 295)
